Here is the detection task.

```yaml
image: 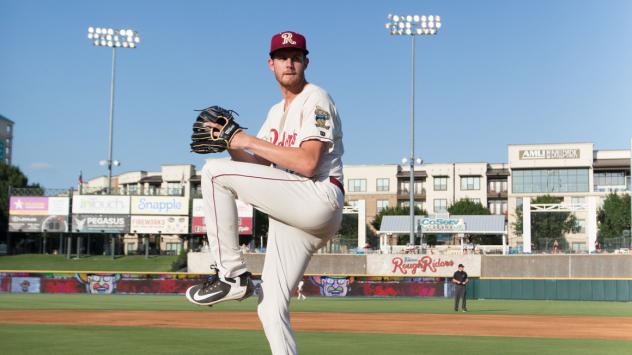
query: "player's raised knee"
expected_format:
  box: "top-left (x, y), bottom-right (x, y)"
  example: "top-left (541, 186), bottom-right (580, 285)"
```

top-left (201, 159), bottom-right (232, 179)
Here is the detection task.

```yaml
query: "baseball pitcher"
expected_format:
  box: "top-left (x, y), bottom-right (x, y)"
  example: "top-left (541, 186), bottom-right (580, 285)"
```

top-left (186, 30), bottom-right (344, 355)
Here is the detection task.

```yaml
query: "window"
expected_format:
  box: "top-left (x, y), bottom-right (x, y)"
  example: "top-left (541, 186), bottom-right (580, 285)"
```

top-left (471, 198), bottom-right (481, 205)
top-left (414, 181), bottom-right (423, 194)
top-left (594, 171), bottom-right (625, 186)
top-left (488, 180), bottom-right (507, 192)
top-left (376, 200), bottom-right (389, 213)
top-left (433, 176), bottom-right (448, 191)
top-left (488, 200), bottom-right (508, 215)
top-left (399, 181), bottom-right (409, 194)
top-left (594, 171), bottom-right (627, 192)
top-left (376, 178), bottom-right (390, 192)
top-left (348, 200), bottom-right (359, 208)
top-left (461, 176), bottom-right (481, 190)
top-left (348, 179), bottom-right (367, 192)
top-left (433, 199), bottom-right (448, 213)
top-left (574, 219), bottom-right (586, 234)
top-left (512, 168), bottom-right (589, 193)
top-left (167, 183), bottom-right (183, 196)
top-left (128, 185), bottom-right (138, 195)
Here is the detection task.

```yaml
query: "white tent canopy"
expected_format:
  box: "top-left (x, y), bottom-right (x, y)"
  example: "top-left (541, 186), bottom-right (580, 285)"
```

top-left (379, 215), bottom-right (506, 235)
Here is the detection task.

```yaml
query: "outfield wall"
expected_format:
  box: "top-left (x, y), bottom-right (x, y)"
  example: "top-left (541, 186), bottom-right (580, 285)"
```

top-left (481, 255), bottom-right (632, 278)
top-left (471, 279), bottom-right (632, 302)
top-left (187, 252), bottom-right (632, 301)
top-left (0, 271), bottom-right (448, 298)
top-left (189, 253), bottom-right (632, 278)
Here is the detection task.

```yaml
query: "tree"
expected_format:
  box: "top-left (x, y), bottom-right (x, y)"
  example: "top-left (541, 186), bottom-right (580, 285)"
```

top-left (336, 213), bottom-right (376, 250)
top-left (512, 195), bottom-right (579, 251)
top-left (448, 198), bottom-right (490, 215)
top-left (370, 205), bottom-right (427, 247)
top-left (448, 198), bottom-right (498, 244)
top-left (370, 205), bottom-right (427, 231)
top-left (597, 193), bottom-right (631, 243)
top-left (0, 162), bottom-right (40, 242)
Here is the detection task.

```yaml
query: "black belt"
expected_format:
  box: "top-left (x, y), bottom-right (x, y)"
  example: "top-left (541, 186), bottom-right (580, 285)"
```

top-left (329, 176), bottom-right (345, 195)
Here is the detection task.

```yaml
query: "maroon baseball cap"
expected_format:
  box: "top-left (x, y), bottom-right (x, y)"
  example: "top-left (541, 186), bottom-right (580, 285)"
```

top-left (269, 31), bottom-right (309, 56)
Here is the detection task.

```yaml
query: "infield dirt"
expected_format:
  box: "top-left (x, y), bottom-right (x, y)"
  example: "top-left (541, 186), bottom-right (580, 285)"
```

top-left (1, 310), bottom-right (631, 340)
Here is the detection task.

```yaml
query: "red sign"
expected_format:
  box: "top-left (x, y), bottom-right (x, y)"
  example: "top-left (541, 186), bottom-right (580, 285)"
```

top-left (391, 256), bottom-right (455, 275)
top-left (191, 216), bottom-right (253, 235)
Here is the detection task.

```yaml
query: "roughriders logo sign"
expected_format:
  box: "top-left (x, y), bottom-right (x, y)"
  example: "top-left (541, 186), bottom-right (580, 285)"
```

top-left (391, 256), bottom-right (454, 275)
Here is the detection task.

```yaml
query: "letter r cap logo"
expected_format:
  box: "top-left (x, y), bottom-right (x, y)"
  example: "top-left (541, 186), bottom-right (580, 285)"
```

top-left (281, 32), bottom-right (296, 45)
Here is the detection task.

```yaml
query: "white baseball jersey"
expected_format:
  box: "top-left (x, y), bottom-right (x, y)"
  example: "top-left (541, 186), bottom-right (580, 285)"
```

top-left (200, 82), bottom-right (344, 355)
top-left (257, 83), bottom-right (344, 181)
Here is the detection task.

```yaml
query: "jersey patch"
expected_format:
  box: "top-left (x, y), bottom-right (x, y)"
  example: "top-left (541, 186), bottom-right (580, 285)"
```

top-left (314, 106), bottom-right (331, 130)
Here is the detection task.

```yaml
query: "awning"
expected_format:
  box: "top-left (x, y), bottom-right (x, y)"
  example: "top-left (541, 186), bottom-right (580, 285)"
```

top-left (379, 214), bottom-right (506, 235)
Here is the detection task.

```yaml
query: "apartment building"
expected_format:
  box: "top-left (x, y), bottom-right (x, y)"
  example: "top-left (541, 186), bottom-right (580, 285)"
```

top-left (0, 114), bottom-right (14, 165)
top-left (80, 142), bottom-right (630, 251)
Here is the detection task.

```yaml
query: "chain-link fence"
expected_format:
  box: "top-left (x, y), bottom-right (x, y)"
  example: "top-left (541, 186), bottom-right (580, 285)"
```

top-left (601, 236), bottom-right (631, 252)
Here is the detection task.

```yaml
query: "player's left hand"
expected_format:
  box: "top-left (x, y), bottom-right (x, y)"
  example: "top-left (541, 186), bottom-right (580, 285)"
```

top-left (190, 105), bottom-right (245, 154)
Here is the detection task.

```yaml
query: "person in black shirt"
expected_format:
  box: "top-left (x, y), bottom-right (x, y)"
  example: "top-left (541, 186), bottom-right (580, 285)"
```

top-left (452, 264), bottom-right (468, 312)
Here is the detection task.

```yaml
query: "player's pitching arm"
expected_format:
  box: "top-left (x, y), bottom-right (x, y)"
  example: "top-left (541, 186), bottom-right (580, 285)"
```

top-left (231, 132), bottom-right (326, 177)
top-left (202, 121), bottom-right (326, 177)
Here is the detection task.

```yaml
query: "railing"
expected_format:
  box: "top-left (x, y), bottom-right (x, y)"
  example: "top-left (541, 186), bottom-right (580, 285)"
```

top-left (10, 186), bottom-right (187, 197)
top-left (9, 188), bottom-right (71, 197)
top-left (77, 186), bottom-right (185, 196)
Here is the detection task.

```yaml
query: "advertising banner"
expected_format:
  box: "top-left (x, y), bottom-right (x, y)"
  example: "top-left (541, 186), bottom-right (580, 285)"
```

top-left (8, 215), bottom-right (69, 233)
top-left (191, 198), bottom-right (253, 235)
top-left (192, 198), bottom-right (205, 217)
top-left (131, 196), bottom-right (189, 215)
top-left (191, 216), bottom-right (252, 235)
top-left (420, 218), bottom-right (465, 233)
top-left (192, 199), bottom-right (253, 217)
top-left (9, 196), bottom-right (70, 216)
top-left (366, 254), bottom-right (481, 277)
top-left (130, 216), bottom-right (189, 234)
top-left (72, 195), bottom-right (130, 214)
top-left (11, 277), bottom-right (41, 293)
top-left (72, 214), bottom-right (130, 233)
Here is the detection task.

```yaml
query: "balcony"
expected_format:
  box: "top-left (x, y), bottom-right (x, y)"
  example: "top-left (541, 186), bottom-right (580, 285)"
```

top-left (397, 188), bottom-right (426, 198)
top-left (487, 190), bottom-right (508, 199)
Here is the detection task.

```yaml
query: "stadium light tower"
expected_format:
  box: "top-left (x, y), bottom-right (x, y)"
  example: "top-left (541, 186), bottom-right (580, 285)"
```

top-left (385, 14), bottom-right (442, 246)
top-left (87, 26), bottom-right (140, 193)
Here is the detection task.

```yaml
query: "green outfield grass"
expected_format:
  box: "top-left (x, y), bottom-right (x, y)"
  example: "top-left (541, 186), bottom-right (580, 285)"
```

top-left (0, 324), bottom-right (629, 355)
top-left (0, 254), bottom-right (177, 272)
top-left (1, 293), bottom-right (631, 317)
top-left (1, 294), bottom-right (631, 355)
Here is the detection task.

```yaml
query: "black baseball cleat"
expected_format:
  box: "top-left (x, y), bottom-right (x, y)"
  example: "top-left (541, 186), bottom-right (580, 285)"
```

top-left (185, 271), bottom-right (254, 307)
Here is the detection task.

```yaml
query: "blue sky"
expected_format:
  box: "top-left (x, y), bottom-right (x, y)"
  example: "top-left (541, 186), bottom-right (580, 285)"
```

top-left (1, 0), bottom-right (631, 188)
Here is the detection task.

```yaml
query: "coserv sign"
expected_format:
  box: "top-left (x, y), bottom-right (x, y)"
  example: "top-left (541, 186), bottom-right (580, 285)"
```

top-left (420, 218), bottom-right (465, 233)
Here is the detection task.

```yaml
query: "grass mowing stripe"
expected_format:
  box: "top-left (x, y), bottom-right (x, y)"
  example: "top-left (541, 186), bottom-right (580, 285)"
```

top-left (0, 254), bottom-right (177, 272)
top-left (0, 324), bottom-right (630, 355)
top-left (1, 294), bottom-right (631, 317)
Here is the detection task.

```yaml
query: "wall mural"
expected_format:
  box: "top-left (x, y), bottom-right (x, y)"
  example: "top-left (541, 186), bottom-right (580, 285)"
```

top-left (0, 272), bottom-right (448, 297)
